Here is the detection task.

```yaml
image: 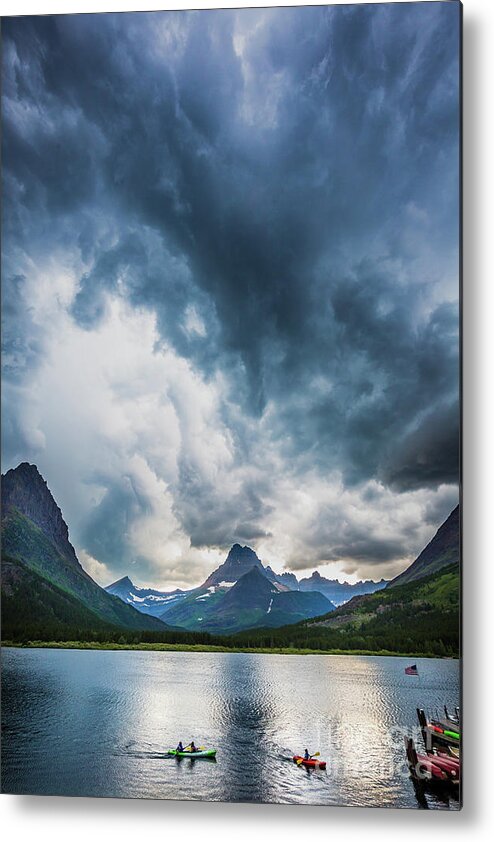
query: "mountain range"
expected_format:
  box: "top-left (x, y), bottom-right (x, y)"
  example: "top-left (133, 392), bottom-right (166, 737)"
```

top-left (105, 541), bottom-right (388, 627)
top-left (105, 576), bottom-right (187, 617)
top-left (106, 543), bottom-right (337, 633)
top-left (1, 462), bottom-right (460, 648)
top-left (237, 561), bottom-right (460, 658)
top-left (103, 505), bottom-right (460, 637)
top-left (0, 464), bottom-right (336, 636)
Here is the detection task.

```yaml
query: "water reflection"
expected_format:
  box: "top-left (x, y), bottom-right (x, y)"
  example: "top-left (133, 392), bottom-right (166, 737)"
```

top-left (1, 649), bottom-right (460, 808)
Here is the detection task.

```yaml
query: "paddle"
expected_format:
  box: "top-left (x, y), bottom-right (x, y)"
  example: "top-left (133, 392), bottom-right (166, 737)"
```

top-left (183, 744), bottom-right (206, 752)
top-left (296, 752), bottom-right (320, 765)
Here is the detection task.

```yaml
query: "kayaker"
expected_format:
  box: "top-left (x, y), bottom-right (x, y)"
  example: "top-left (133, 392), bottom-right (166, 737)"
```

top-left (190, 741), bottom-right (197, 753)
top-left (176, 741), bottom-right (184, 752)
top-left (304, 749), bottom-right (310, 761)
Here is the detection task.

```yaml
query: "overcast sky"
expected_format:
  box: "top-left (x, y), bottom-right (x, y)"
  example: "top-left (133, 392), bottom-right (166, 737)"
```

top-left (1, 3), bottom-right (460, 589)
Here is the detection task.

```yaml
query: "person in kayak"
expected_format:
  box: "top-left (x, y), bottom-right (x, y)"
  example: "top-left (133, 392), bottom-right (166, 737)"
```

top-left (304, 749), bottom-right (310, 761)
top-left (190, 741), bottom-right (197, 753)
top-left (176, 741), bottom-right (184, 752)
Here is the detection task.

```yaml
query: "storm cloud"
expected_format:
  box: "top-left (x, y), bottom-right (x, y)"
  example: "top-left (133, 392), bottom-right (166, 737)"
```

top-left (1, 4), bottom-right (460, 587)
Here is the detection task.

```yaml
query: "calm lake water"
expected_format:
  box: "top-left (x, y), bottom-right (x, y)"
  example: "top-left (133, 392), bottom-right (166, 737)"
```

top-left (1, 648), bottom-right (460, 809)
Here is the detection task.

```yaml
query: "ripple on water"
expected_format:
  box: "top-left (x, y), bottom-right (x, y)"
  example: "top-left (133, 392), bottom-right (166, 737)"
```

top-left (1, 649), bottom-right (460, 809)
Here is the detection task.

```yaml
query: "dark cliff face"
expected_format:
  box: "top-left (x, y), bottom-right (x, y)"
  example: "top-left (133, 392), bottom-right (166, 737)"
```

top-left (218, 566), bottom-right (278, 611)
top-left (202, 543), bottom-right (264, 586)
top-left (388, 505), bottom-right (460, 587)
top-left (1, 462), bottom-right (80, 567)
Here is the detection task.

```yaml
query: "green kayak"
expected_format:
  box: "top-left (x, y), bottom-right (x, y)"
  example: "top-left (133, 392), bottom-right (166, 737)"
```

top-left (168, 749), bottom-right (217, 759)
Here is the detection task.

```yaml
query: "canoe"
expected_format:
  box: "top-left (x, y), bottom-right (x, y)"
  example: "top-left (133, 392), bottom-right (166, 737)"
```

top-left (293, 755), bottom-right (326, 769)
top-left (168, 749), bottom-right (217, 759)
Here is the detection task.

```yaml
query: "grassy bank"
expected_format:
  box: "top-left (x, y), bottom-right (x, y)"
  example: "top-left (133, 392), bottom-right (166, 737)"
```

top-left (1, 640), bottom-right (458, 658)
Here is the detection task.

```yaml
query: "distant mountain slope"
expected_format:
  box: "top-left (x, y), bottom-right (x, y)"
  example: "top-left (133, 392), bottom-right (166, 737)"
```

top-left (233, 564), bottom-right (460, 657)
top-left (388, 505), bottom-right (460, 588)
top-left (1, 463), bottom-right (168, 632)
top-left (2, 556), bottom-right (120, 638)
top-left (200, 542), bottom-right (386, 603)
top-left (105, 576), bottom-right (187, 617)
top-left (264, 566), bottom-right (298, 590)
top-left (157, 583), bottom-right (231, 628)
top-left (298, 571), bottom-right (388, 605)
top-left (165, 566), bottom-right (335, 634)
top-left (208, 567), bottom-right (334, 634)
top-left (201, 543), bottom-right (264, 587)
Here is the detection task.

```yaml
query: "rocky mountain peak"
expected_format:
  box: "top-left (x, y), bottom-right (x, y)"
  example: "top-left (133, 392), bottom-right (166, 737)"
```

top-left (112, 575), bottom-right (134, 588)
top-left (1, 462), bottom-right (79, 565)
top-left (202, 543), bottom-right (264, 587)
top-left (225, 544), bottom-right (260, 564)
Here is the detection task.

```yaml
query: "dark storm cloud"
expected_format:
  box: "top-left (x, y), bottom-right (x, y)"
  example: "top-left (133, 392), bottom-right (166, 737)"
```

top-left (2, 4), bottom-right (460, 571)
top-left (79, 474), bottom-right (148, 572)
top-left (381, 400), bottom-right (459, 491)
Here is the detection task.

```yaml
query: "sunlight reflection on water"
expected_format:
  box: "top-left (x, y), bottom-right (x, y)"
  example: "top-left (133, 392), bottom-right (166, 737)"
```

top-left (1, 648), bottom-right (460, 809)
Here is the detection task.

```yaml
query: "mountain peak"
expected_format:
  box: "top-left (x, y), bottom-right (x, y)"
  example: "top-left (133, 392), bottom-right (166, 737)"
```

top-left (217, 565), bottom-right (278, 612)
top-left (8, 461), bottom-right (42, 475)
top-left (2, 462), bottom-right (78, 563)
top-left (241, 565), bottom-right (270, 582)
top-left (3, 462), bottom-right (48, 491)
top-left (110, 575), bottom-right (134, 589)
top-left (202, 543), bottom-right (264, 587)
top-left (225, 544), bottom-right (260, 563)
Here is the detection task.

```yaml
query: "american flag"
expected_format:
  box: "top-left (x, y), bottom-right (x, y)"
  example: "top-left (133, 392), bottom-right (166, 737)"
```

top-left (405, 664), bottom-right (419, 676)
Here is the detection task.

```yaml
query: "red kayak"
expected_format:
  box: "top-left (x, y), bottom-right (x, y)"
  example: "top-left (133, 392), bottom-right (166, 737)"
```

top-left (425, 753), bottom-right (460, 778)
top-left (405, 738), bottom-right (459, 784)
top-left (293, 755), bottom-right (327, 769)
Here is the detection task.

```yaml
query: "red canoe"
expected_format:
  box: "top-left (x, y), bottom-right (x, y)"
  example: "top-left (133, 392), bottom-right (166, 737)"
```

top-left (293, 755), bottom-right (327, 769)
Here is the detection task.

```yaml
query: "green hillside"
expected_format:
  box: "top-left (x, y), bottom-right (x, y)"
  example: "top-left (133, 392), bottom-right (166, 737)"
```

top-left (228, 564), bottom-right (460, 656)
top-left (2, 556), bottom-right (119, 639)
top-left (1, 509), bottom-right (167, 632)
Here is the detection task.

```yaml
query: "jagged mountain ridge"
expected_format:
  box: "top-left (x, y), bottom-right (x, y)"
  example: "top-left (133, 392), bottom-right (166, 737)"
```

top-left (107, 542), bottom-right (390, 625)
top-left (105, 575), bottom-right (187, 618)
top-left (201, 543), bottom-right (264, 587)
top-left (162, 566), bottom-right (335, 634)
top-left (298, 570), bottom-right (388, 605)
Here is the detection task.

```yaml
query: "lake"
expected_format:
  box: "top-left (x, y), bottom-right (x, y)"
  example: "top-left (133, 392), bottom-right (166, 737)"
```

top-left (1, 648), bottom-right (460, 809)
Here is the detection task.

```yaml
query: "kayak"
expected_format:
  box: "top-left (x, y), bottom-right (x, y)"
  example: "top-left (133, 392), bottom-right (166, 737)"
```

top-left (426, 753), bottom-right (460, 778)
top-left (293, 755), bottom-right (326, 770)
top-left (168, 749), bottom-right (217, 759)
top-left (404, 737), bottom-right (458, 785)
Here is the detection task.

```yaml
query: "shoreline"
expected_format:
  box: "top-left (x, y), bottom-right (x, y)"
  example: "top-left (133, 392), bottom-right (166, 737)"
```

top-left (1, 640), bottom-right (459, 658)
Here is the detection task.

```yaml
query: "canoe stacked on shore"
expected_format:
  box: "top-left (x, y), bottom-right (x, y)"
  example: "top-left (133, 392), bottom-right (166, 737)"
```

top-left (416, 708), bottom-right (460, 752)
top-left (405, 738), bottom-right (460, 785)
top-left (405, 706), bottom-right (460, 790)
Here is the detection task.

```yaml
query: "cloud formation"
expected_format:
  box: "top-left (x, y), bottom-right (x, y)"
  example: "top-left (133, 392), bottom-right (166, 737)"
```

top-left (1, 4), bottom-right (460, 587)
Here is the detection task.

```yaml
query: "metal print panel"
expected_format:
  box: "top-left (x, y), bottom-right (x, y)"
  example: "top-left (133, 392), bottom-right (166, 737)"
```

top-left (1, 2), bottom-right (462, 809)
